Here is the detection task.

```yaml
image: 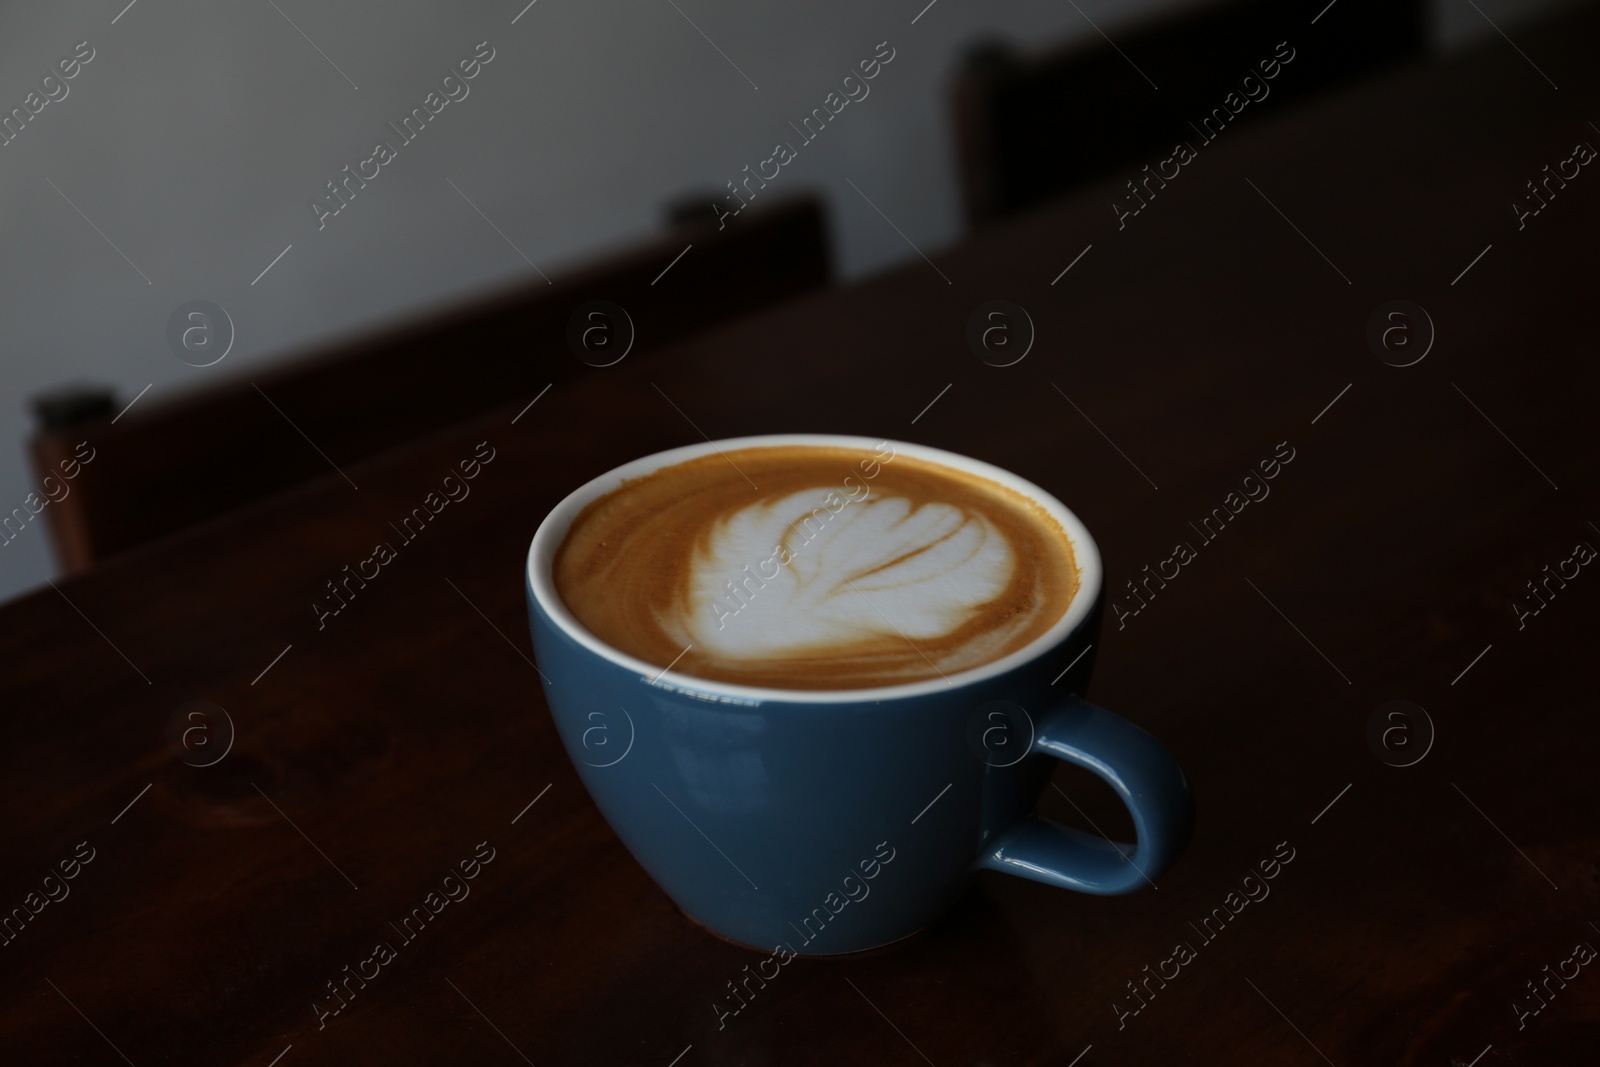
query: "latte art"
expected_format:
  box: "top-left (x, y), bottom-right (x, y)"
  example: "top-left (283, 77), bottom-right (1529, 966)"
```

top-left (553, 444), bottom-right (1077, 689)
top-left (690, 491), bottom-right (1017, 658)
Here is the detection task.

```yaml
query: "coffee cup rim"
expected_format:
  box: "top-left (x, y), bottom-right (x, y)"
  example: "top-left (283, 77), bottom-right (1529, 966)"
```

top-left (527, 434), bottom-right (1103, 705)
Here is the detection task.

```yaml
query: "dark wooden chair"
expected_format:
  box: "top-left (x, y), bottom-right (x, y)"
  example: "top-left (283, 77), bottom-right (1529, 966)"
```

top-left (29, 194), bottom-right (830, 572)
top-left (951, 0), bottom-right (1425, 225)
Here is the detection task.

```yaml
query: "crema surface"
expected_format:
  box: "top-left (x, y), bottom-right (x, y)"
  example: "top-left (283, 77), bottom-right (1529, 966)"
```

top-left (552, 445), bottom-right (1078, 690)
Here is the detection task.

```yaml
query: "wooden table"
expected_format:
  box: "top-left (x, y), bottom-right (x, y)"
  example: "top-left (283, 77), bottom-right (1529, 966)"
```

top-left (5, 9), bottom-right (1598, 1064)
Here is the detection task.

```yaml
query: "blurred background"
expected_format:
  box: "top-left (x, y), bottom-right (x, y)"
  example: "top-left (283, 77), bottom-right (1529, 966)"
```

top-left (0, 0), bottom-right (1583, 602)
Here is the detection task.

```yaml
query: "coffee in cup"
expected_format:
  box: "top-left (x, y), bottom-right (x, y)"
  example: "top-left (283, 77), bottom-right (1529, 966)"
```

top-left (553, 442), bottom-right (1079, 690)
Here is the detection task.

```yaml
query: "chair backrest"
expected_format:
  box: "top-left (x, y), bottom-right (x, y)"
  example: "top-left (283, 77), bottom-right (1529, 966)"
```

top-left (951, 0), bottom-right (1425, 225)
top-left (29, 194), bottom-right (830, 572)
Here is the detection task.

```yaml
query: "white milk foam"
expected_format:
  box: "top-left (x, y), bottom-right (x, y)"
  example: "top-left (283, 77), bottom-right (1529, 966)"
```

top-left (671, 487), bottom-right (1017, 662)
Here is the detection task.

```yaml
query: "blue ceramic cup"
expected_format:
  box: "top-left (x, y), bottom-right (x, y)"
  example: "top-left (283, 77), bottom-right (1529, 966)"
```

top-left (527, 435), bottom-right (1193, 954)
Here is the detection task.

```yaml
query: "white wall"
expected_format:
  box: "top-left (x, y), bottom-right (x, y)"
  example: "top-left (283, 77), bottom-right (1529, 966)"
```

top-left (0, 0), bottom-right (1578, 601)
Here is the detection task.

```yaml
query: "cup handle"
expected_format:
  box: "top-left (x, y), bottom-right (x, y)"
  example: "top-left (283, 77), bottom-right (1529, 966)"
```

top-left (977, 696), bottom-right (1194, 894)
